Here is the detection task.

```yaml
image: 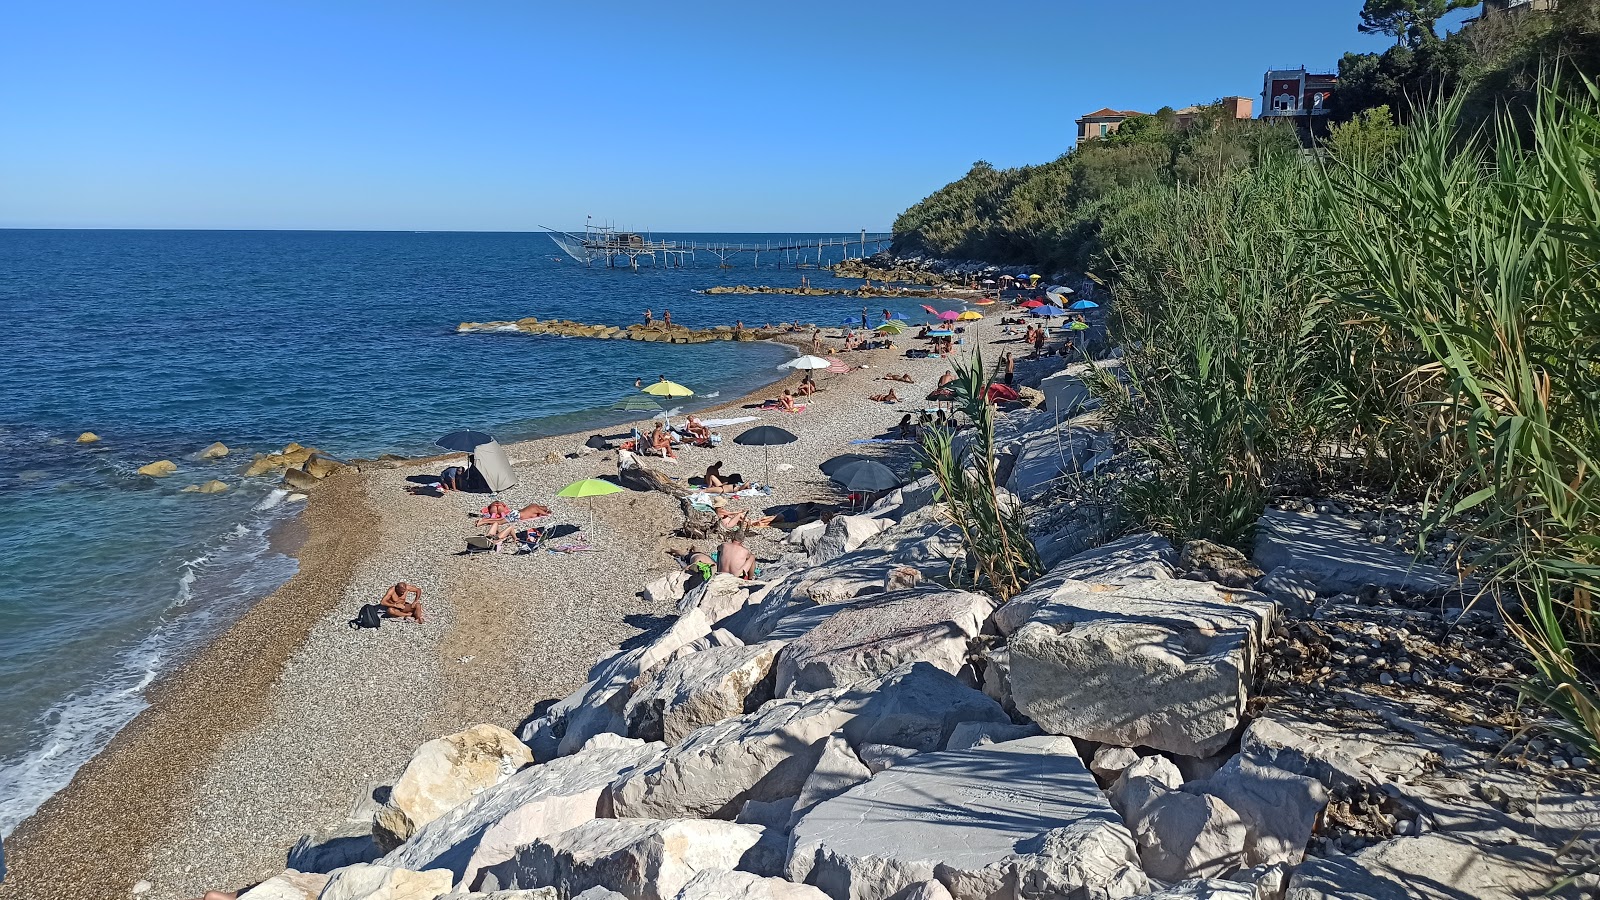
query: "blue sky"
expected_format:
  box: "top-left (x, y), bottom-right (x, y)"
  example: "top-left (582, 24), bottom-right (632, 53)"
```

top-left (0, 1), bottom-right (1419, 231)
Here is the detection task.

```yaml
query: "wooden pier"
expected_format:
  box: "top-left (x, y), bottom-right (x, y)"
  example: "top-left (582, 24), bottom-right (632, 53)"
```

top-left (542, 223), bottom-right (894, 270)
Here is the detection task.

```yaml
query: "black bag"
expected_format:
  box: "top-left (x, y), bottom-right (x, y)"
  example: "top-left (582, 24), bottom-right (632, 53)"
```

top-left (349, 603), bottom-right (384, 629)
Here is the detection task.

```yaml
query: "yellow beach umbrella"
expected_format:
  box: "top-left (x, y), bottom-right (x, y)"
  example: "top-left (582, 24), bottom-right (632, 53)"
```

top-left (642, 380), bottom-right (694, 398)
top-left (957, 311), bottom-right (983, 321)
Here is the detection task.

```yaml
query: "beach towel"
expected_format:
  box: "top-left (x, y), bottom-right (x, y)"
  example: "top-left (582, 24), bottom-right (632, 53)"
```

top-left (699, 416), bottom-right (758, 428)
top-left (849, 438), bottom-right (908, 445)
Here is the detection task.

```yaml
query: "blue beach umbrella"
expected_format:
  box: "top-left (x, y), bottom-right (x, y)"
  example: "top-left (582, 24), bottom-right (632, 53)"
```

top-left (1031, 305), bottom-right (1067, 317)
top-left (1069, 299), bottom-right (1099, 310)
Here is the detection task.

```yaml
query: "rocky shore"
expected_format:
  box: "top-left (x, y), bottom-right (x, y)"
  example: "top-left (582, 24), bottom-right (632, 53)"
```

top-left (5, 299), bottom-right (1596, 900)
top-left (455, 320), bottom-right (796, 344)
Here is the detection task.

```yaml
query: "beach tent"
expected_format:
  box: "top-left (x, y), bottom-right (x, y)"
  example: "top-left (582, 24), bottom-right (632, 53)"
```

top-left (473, 440), bottom-right (517, 492)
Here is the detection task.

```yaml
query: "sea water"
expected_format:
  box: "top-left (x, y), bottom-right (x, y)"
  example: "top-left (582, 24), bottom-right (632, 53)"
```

top-left (0, 229), bottom-right (925, 834)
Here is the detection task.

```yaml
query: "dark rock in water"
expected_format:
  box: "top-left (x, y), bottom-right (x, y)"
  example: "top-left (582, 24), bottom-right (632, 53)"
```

top-left (282, 467), bottom-right (320, 491)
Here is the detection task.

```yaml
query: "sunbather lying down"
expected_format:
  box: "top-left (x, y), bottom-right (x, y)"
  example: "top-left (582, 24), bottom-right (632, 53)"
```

top-left (479, 502), bottom-right (552, 540)
top-left (880, 373), bottom-right (914, 383)
top-left (869, 388), bottom-right (900, 403)
top-left (711, 498), bottom-right (775, 530)
top-left (702, 462), bottom-right (745, 491)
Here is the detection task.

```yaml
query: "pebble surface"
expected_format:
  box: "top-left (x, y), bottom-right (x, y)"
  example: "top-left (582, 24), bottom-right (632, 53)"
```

top-left (0, 312), bottom-right (1042, 900)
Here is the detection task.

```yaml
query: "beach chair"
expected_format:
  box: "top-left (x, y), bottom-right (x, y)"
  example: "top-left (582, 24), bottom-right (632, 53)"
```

top-left (515, 526), bottom-right (548, 555)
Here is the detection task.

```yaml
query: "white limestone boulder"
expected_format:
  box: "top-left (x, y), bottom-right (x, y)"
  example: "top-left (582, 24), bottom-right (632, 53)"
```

top-left (680, 574), bottom-right (764, 624)
top-left (1109, 755), bottom-right (1184, 821)
top-left (1284, 832), bottom-right (1566, 900)
top-left (476, 818), bottom-right (765, 900)
top-left (625, 642), bottom-right (781, 744)
top-left (1193, 756), bottom-right (1326, 868)
top-left (809, 516), bottom-right (891, 564)
top-left (382, 738), bottom-right (663, 887)
top-left (788, 736), bottom-right (1146, 900)
top-left (643, 571), bottom-right (691, 605)
top-left (1135, 880), bottom-right (1255, 899)
top-left (672, 868), bottom-right (831, 900)
top-left (774, 589), bottom-right (997, 696)
top-left (319, 863), bottom-right (453, 900)
top-left (1089, 747), bottom-right (1141, 784)
top-left (1121, 786), bottom-right (1248, 883)
top-left (236, 870), bottom-right (329, 900)
top-left (375, 724), bottom-right (534, 848)
top-left (608, 663), bottom-right (1008, 820)
top-left (992, 535), bottom-right (1176, 636)
top-left (524, 608), bottom-right (721, 759)
top-left (945, 721), bottom-right (1041, 751)
top-left (1005, 422), bottom-right (1110, 502)
top-left (787, 734), bottom-right (872, 828)
top-left (1008, 578), bottom-right (1274, 757)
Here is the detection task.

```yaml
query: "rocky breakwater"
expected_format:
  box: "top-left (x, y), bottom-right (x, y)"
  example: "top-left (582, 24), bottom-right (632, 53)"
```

top-left (242, 441), bottom-right (356, 491)
top-left (457, 318), bottom-right (798, 345)
top-left (204, 362), bottom-right (1597, 900)
top-left (701, 284), bottom-right (961, 299)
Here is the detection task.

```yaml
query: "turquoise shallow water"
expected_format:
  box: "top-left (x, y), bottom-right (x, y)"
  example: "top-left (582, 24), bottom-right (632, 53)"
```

top-left (0, 229), bottom-right (926, 834)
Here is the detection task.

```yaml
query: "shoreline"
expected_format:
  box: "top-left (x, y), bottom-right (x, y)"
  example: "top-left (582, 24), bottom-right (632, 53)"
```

top-left (0, 322), bottom-right (1018, 900)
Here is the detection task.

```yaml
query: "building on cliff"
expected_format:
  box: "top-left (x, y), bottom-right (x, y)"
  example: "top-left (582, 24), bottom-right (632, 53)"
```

top-left (1074, 108), bottom-right (1149, 142)
top-left (1261, 67), bottom-right (1337, 136)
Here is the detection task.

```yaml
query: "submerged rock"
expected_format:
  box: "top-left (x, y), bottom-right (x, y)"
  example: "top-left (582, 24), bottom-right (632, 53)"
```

top-left (137, 459), bottom-right (177, 477)
top-left (76, 431), bottom-right (101, 444)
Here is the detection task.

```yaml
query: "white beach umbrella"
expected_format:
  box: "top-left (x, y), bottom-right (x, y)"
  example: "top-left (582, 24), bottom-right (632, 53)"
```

top-left (780, 355), bottom-right (832, 371)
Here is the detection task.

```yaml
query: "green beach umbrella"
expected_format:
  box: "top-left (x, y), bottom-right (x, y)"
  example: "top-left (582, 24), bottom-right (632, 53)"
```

top-left (611, 395), bottom-right (663, 412)
top-left (558, 478), bottom-right (623, 527)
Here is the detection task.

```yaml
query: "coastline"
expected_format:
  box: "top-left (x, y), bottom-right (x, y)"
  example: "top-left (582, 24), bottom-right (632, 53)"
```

top-left (0, 323), bottom-right (1008, 900)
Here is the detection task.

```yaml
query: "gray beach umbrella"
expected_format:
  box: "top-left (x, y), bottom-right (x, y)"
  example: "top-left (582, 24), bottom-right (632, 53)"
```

top-left (437, 430), bottom-right (494, 452)
top-left (734, 425), bottom-right (798, 487)
top-left (832, 460), bottom-right (901, 493)
top-left (819, 453), bottom-right (870, 477)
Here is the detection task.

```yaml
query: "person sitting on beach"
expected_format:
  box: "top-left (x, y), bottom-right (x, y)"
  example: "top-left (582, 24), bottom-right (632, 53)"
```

top-left (937, 371), bottom-right (956, 388)
top-left (717, 531), bottom-right (755, 579)
top-left (796, 372), bottom-right (817, 396)
top-left (380, 582), bottom-right (425, 623)
top-left (898, 413), bottom-right (917, 440)
top-left (869, 388), bottom-right (900, 403)
top-left (648, 422), bottom-right (677, 459)
top-left (713, 498), bottom-right (776, 531)
top-left (780, 390), bottom-right (798, 412)
top-left (684, 415), bottom-right (711, 445)
top-left (703, 461), bottom-right (745, 490)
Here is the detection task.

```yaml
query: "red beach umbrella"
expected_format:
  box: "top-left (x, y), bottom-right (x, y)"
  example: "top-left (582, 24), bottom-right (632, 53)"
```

top-left (1019, 299), bottom-right (1045, 309)
top-left (919, 304), bottom-right (940, 316)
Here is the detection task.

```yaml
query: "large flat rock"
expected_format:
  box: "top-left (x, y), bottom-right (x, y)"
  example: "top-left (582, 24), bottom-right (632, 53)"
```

top-left (607, 663), bottom-right (1009, 820)
top-left (1009, 578), bottom-right (1274, 757)
top-left (477, 818), bottom-right (765, 900)
top-left (788, 736), bottom-right (1146, 900)
top-left (1004, 420), bottom-right (1111, 503)
top-left (1252, 509), bottom-right (1462, 595)
top-left (1284, 832), bottom-right (1568, 900)
top-left (774, 589), bottom-right (996, 696)
top-left (992, 534), bottom-right (1176, 635)
top-left (374, 724), bottom-right (535, 848)
top-left (382, 738), bottom-right (663, 888)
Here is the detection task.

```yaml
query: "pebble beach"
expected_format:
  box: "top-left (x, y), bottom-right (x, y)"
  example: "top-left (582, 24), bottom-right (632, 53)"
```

top-left (0, 315), bottom-right (1039, 900)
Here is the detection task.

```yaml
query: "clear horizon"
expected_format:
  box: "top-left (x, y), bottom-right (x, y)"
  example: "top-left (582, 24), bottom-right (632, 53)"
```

top-left (2, 0), bottom-right (1432, 232)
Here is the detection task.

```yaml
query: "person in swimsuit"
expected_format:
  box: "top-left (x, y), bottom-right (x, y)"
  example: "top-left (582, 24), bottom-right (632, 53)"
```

top-left (779, 391), bottom-right (797, 412)
top-left (480, 502), bottom-right (551, 540)
top-left (648, 422), bottom-right (677, 459)
top-left (869, 388), bottom-right (900, 403)
top-left (682, 549), bottom-right (716, 592)
top-left (716, 531), bottom-right (755, 579)
top-left (380, 582), bottom-right (425, 622)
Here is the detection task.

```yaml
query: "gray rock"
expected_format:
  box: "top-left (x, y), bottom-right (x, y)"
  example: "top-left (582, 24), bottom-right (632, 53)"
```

top-left (236, 870), bottom-right (330, 900)
top-left (1109, 755), bottom-right (1184, 821)
top-left (1135, 880), bottom-right (1254, 900)
top-left (1284, 832), bottom-right (1566, 900)
top-left (1178, 540), bottom-right (1263, 589)
top-left (1006, 421), bottom-right (1111, 502)
top-left (1089, 746), bottom-right (1141, 783)
top-left (856, 743), bottom-right (922, 773)
top-left (287, 821), bottom-right (381, 874)
top-left (789, 736), bottom-right (1143, 900)
top-left (980, 645), bottom-right (1013, 714)
top-left (1236, 711), bottom-right (1432, 795)
top-left (810, 516), bottom-right (890, 565)
top-left (681, 574), bottom-right (764, 624)
top-left (737, 795), bottom-right (799, 830)
top-left (478, 818), bottom-right (766, 900)
top-left (643, 571), bottom-right (691, 606)
top-left (574, 888), bottom-right (630, 900)
top-left (1256, 568), bottom-right (1317, 617)
top-left (774, 589), bottom-right (996, 696)
top-left (1123, 786), bottom-right (1248, 882)
top-left (374, 724), bottom-right (535, 849)
top-left (1193, 756), bottom-right (1326, 867)
top-left (626, 642), bottom-right (780, 744)
top-left (1226, 863), bottom-right (1290, 900)
top-left (900, 881), bottom-right (953, 900)
top-left (672, 868), bottom-right (831, 900)
top-left (319, 863), bottom-right (454, 900)
top-left (381, 739), bottom-right (663, 887)
top-left (1252, 510), bottom-right (1463, 595)
top-left (1009, 578), bottom-right (1275, 756)
top-left (788, 735), bottom-right (871, 828)
top-left (992, 535), bottom-right (1177, 635)
top-left (946, 721), bottom-right (1042, 752)
top-left (1009, 822), bottom-right (1149, 900)
top-left (607, 663), bottom-right (1009, 819)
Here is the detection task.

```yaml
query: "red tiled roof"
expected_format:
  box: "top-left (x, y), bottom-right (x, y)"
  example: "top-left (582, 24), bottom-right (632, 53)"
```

top-left (1077, 108), bottom-right (1148, 121)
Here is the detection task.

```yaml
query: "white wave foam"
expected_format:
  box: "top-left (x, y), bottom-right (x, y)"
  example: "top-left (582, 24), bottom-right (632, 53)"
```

top-left (254, 488), bottom-right (289, 512)
top-left (0, 500), bottom-right (301, 837)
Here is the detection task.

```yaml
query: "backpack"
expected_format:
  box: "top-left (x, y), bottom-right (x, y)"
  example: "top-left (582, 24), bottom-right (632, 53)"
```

top-left (349, 603), bottom-right (384, 630)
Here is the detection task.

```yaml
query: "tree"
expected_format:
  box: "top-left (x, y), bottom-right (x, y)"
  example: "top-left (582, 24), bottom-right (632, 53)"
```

top-left (1359, 0), bottom-right (1475, 47)
top-left (1325, 105), bottom-right (1407, 170)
